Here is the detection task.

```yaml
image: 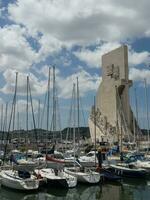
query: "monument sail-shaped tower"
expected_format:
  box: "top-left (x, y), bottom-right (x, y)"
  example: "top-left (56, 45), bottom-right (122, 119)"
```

top-left (89, 45), bottom-right (139, 144)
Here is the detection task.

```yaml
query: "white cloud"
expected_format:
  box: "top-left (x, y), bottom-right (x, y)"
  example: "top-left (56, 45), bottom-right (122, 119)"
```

top-left (74, 43), bottom-right (150, 68)
top-left (0, 69), bottom-right (47, 96)
top-left (0, 25), bottom-right (38, 72)
top-left (128, 50), bottom-right (150, 66)
top-left (0, 67), bottom-right (101, 100)
top-left (16, 99), bottom-right (40, 114)
top-left (74, 42), bottom-right (121, 68)
top-left (34, 65), bottom-right (101, 98)
top-left (57, 69), bottom-right (101, 98)
top-left (129, 68), bottom-right (150, 84)
top-left (8, 0), bottom-right (150, 48)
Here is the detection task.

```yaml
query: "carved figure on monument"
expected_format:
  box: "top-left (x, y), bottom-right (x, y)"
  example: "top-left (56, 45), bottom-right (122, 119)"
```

top-left (113, 66), bottom-right (120, 80)
top-left (106, 64), bottom-right (120, 80)
top-left (106, 65), bottom-right (113, 76)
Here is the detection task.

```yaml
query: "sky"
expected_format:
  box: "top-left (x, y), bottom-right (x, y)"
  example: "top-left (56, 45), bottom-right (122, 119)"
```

top-left (0, 0), bottom-right (150, 130)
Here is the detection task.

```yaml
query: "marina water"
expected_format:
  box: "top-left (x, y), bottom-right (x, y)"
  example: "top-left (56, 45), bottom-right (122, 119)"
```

top-left (0, 179), bottom-right (150, 200)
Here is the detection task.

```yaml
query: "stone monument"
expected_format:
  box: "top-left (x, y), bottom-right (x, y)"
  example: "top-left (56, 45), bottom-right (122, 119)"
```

top-left (89, 45), bottom-right (137, 144)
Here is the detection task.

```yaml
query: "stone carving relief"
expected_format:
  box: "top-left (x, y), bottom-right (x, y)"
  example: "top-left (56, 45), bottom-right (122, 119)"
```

top-left (90, 107), bottom-right (116, 136)
top-left (106, 64), bottom-right (120, 80)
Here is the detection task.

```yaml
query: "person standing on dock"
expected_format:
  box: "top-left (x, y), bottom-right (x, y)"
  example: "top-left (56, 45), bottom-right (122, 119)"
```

top-left (97, 147), bottom-right (103, 170)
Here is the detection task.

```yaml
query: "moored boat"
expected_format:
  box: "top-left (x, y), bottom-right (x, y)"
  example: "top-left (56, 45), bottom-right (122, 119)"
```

top-left (35, 168), bottom-right (77, 188)
top-left (64, 167), bottom-right (101, 184)
top-left (0, 169), bottom-right (39, 190)
top-left (109, 164), bottom-right (147, 178)
top-left (100, 168), bottom-right (122, 181)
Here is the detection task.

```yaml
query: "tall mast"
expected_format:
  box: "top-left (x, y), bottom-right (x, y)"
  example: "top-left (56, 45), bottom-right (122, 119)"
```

top-left (46, 68), bottom-right (51, 148)
top-left (134, 88), bottom-right (139, 150)
top-left (1, 103), bottom-right (8, 149)
top-left (94, 96), bottom-right (97, 167)
top-left (12, 72), bottom-right (18, 131)
top-left (28, 77), bottom-right (38, 148)
top-left (76, 77), bottom-right (80, 143)
top-left (26, 76), bottom-right (29, 158)
top-left (3, 102), bottom-right (8, 132)
top-left (52, 66), bottom-right (56, 141)
top-left (144, 79), bottom-right (150, 151)
top-left (73, 83), bottom-right (76, 164)
top-left (37, 99), bottom-right (40, 142)
top-left (38, 99), bottom-right (40, 129)
top-left (1, 104), bottom-right (3, 131)
top-left (3, 72), bottom-right (18, 163)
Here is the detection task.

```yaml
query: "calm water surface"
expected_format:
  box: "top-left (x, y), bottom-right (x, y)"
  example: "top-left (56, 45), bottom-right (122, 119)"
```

top-left (0, 179), bottom-right (150, 200)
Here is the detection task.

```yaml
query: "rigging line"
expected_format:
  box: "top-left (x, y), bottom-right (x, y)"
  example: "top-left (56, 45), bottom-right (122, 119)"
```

top-left (28, 77), bottom-right (38, 147)
top-left (12, 72), bottom-right (18, 132)
top-left (1, 104), bottom-right (3, 132)
top-left (79, 97), bottom-right (86, 127)
top-left (144, 78), bottom-right (150, 151)
top-left (3, 72), bottom-right (18, 163)
top-left (55, 88), bottom-right (62, 144)
top-left (46, 68), bottom-right (51, 147)
top-left (37, 99), bottom-right (40, 129)
top-left (65, 84), bottom-right (74, 143)
top-left (1, 103), bottom-right (8, 148)
top-left (26, 76), bottom-right (29, 147)
top-left (56, 97), bottom-right (62, 130)
top-left (40, 92), bottom-right (47, 129)
top-left (76, 77), bottom-right (80, 142)
top-left (52, 65), bottom-right (56, 132)
top-left (47, 67), bottom-right (51, 132)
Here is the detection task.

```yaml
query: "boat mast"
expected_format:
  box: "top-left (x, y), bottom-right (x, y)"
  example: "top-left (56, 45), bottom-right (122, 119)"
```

top-left (25, 76), bottom-right (29, 159)
top-left (37, 99), bottom-right (40, 130)
top-left (3, 72), bottom-right (18, 163)
top-left (94, 96), bottom-right (97, 167)
top-left (73, 83), bottom-right (76, 165)
top-left (65, 84), bottom-right (74, 148)
top-left (1, 103), bottom-right (8, 151)
top-left (28, 77), bottom-right (38, 149)
top-left (46, 67), bottom-right (51, 152)
top-left (52, 66), bottom-right (56, 141)
top-left (1, 104), bottom-right (3, 132)
top-left (37, 99), bottom-right (40, 141)
top-left (134, 88), bottom-right (139, 150)
top-left (144, 78), bottom-right (150, 151)
top-left (76, 77), bottom-right (80, 143)
top-left (12, 72), bottom-right (18, 145)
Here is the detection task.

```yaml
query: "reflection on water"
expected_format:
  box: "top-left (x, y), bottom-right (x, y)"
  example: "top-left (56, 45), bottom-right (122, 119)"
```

top-left (0, 179), bottom-right (150, 200)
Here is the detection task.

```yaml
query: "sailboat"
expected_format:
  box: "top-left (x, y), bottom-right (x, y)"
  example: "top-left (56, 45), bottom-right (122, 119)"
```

top-left (34, 168), bottom-right (77, 188)
top-left (35, 67), bottom-right (77, 188)
top-left (64, 167), bottom-right (100, 184)
top-left (64, 83), bottom-right (101, 184)
top-left (13, 76), bottom-right (43, 171)
top-left (0, 169), bottom-right (39, 190)
top-left (1, 73), bottom-right (40, 191)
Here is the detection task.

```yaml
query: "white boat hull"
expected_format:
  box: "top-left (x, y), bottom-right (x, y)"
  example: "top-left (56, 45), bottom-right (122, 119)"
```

top-left (64, 167), bottom-right (100, 184)
top-left (35, 168), bottom-right (77, 188)
top-left (0, 170), bottom-right (39, 190)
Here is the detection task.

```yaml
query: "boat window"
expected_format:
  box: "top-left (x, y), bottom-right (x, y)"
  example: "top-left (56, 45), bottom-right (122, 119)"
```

top-left (87, 153), bottom-right (94, 157)
top-left (18, 170), bottom-right (31, 179)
